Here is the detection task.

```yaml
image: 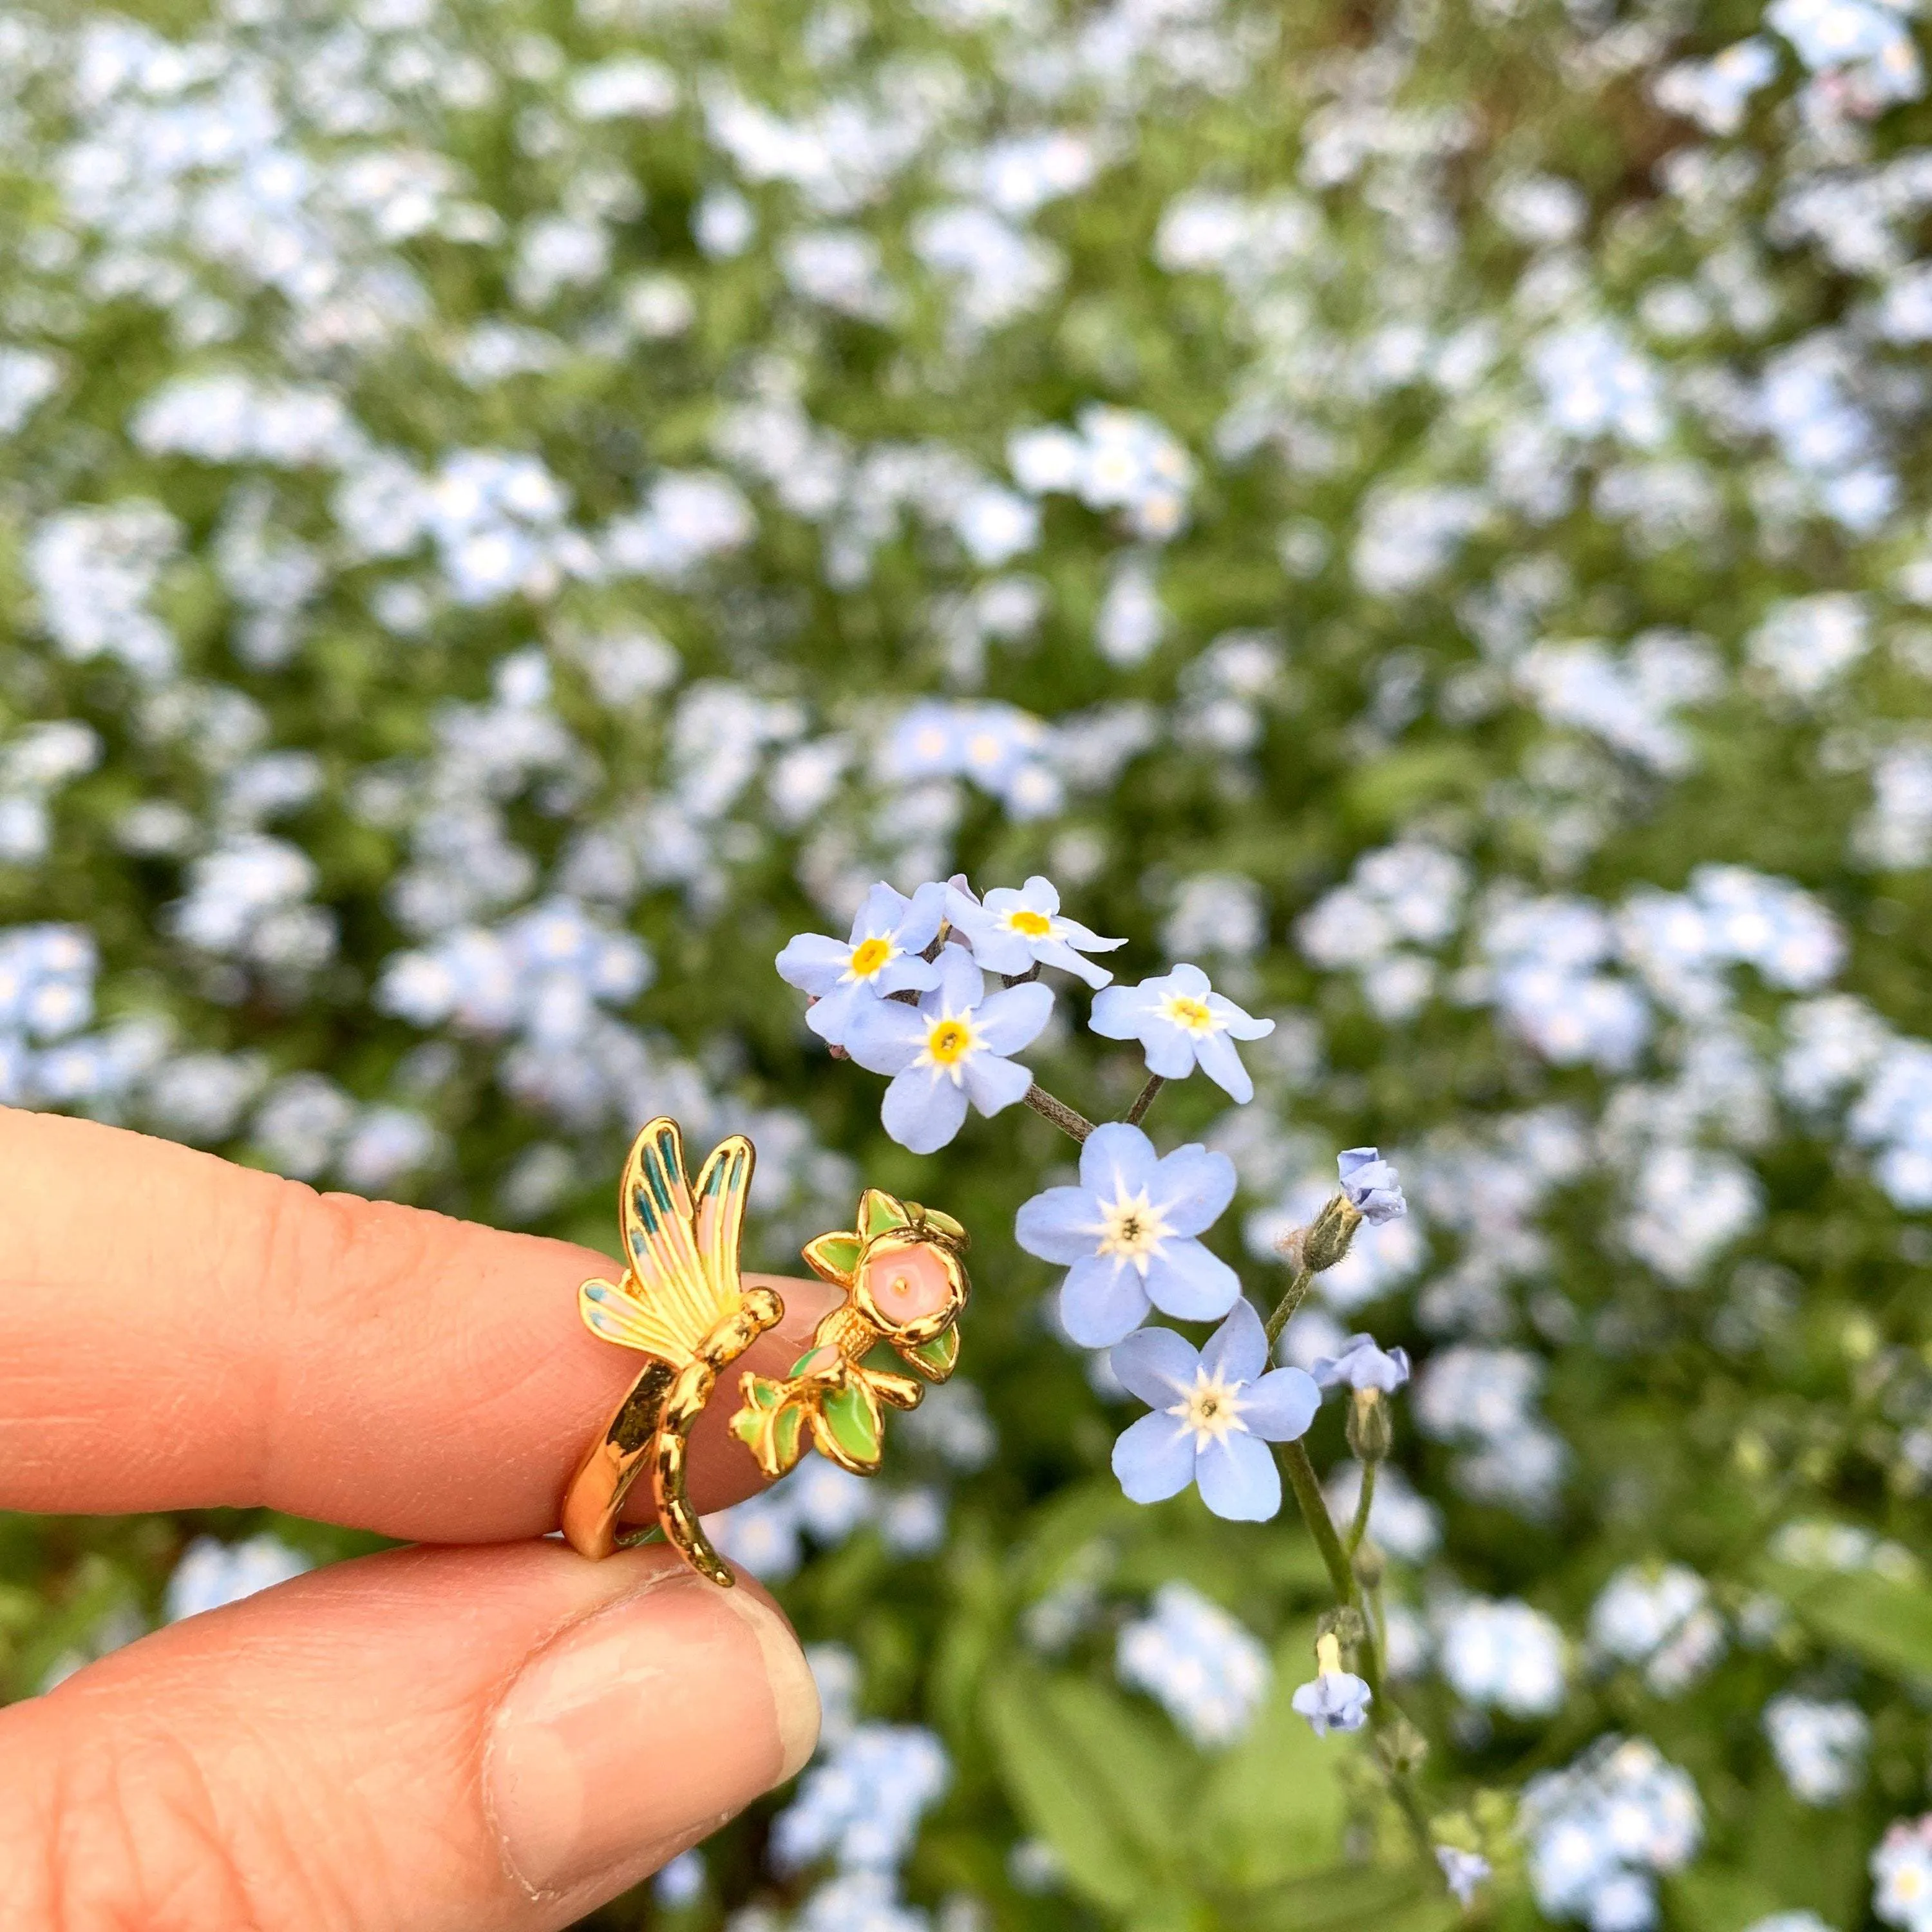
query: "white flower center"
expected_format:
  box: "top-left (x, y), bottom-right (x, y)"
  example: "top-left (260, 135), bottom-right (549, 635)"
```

top-left (1166, 1366), bottom-right (1249, 1450)
top-left (1157, 989), bottom-right (1220, 1036)
top-left (1095, 1187), bottom-right (1172, 1274)
top-left (916, 1011), bottom-right (980, 1079)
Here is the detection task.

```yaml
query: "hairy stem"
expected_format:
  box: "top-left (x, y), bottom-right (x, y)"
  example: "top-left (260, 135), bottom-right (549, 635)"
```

top-left (1345, 1461), bottom-right (1378, 1558)
top-left (1277, 1439), bottom-right (1361, 1639)
top-left (1022, 1083), bottom-right (1095, 1143)
top-left (1123, 1073), bottom-right (1164, 1125)
top-left (1263, 1266), bottom-right (1314, 1350)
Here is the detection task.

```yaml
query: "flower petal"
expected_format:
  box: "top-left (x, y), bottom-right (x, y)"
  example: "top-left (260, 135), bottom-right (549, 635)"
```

top-left (1088, 982), bottom-right (1158, 1040)
top-left (1050, 914), bottom-right (1124, 952)
top-left (973, 979), bottom-right (1053, 1054)
top-left (1146, 1142), bottom-right (1236, 1236)
top-left (880, 1066), bottom-right (969, 1153)
top-left (1195, 1431), bottom-right (1280, 1521)
top-left (1060, 1253), bottom-right (1151, 1347)
top-left (840, 996), bottom-right (927, 1074)
top-left (1241, 1365), bottom-right (1321, 1442)
top-left (1198, 1295), bottom-right (1267, 1385)
top-left (1112, 1410), bottom-right (1197, 1504)
top-left (1209, 995), bottom-right (1274, 1042)
top-left (924, 944), bottom-right (987, 1014)
top-left (1036, 936), bottom-right (1113, 988)
top-left (874, 953), bottom-right (943, 995)
top-left (1142, 1236), bottom-right (1241, 1322)
top-left (1109, 1322), bottom-right (1202, 1405)
top-left (804, 978), bottom-right (876, 1046)
top-left (895, 879), bottom-right (949, 951)
top-left (1192, 1028), bottom-right (1255, 1103)
top-left (775, 931), bottom-right (849, 994)
top-left (1078, 1119), bottom-right (1158, 1199)
top-left (963, 1048), bottom-right (1033, 1115)
top-left (1018, 875), bottom-right (1061, 914)
top-left (851, 881), bottom-right (910, 942)
top-left (1139, 1021), bottom-right (1200, 1080)
top-left (1014, 1184), bottom-right (1106, 1262)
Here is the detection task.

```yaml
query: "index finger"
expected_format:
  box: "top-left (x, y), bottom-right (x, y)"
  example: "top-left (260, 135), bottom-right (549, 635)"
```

top-left (0, 1107), bottom-right (844, 1540)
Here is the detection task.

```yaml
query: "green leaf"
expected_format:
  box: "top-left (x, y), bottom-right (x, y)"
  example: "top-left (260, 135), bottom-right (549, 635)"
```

top-left (1757, 1559), bottom-right (1932, 1682)
top-left (1194, 1625), bottom-right (1350, 1889)
top-left (1224, 1861), bottom-right (1454, 1932)
top-left (981, 1665), bottom-right (1188, 1910)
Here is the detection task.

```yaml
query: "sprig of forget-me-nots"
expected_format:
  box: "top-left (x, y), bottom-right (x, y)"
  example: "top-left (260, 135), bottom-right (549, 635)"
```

top-left (776, 872), bottom-right (1477, 1894)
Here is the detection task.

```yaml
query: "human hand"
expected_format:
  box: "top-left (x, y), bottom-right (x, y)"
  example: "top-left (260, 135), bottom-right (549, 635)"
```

top-left (0, 1108), bottom-right (837, 1931)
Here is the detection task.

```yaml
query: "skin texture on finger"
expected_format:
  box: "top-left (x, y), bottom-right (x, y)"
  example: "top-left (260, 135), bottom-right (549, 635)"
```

top-left (0, 1108), bottom-right (843, 1538)
top-left (0, 1540), bottom-right (820, 1932)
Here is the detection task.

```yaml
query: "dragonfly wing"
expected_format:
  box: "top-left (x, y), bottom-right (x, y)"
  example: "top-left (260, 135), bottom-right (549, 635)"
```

top-left (609, 1118), bottom-right (730, 1364)
top-left (580, 1275), bottom-right (689, 1356)
top-left (693, 1133), bottom-right (754, 1312)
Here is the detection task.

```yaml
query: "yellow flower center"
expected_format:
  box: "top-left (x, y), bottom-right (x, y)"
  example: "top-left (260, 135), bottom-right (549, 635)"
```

top-left (927, 1018), bottom-right (974, 1065)
top-left (1167, 1367), bottom-right (1248, 1448)
top-left (1159, 991), bottom-right (1218, 1036)
top-left (848, 936), bottom-right (894, 978)
top-left (1006, 908), bottom-right (1053, 938)
top-left (1095, 1188), bottom-right (1171, 1274)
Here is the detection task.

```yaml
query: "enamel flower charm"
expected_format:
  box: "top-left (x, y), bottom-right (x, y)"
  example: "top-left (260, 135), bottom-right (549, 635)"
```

top-left (1107, 1299), bottom-right (1320, 1520)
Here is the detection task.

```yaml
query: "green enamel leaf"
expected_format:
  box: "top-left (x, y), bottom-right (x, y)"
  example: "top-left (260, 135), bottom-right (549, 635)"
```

top-left (904, 1326), bottom-right (960, 1377)
top-left (803, 1232), bottom-right (862, 1282)
top-left (862, 1188), bottom-right (909, 1238)
top-left (824, 1381), bottom-right (884, 1464)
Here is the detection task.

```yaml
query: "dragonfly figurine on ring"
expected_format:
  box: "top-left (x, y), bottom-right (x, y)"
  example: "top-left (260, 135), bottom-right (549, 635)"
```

top-left (561, 1116), bottom-right (970, 1586)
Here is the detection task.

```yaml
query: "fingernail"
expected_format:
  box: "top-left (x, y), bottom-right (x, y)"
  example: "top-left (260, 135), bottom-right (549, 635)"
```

top-left (486, 1571), bottom-right (820, 1897)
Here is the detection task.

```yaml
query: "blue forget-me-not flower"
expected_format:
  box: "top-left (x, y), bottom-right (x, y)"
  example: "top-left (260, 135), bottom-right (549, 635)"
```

top-left (1108, 1298), bottom-right (1321, 1519)
top-left (1016, 1121), bottom-right (1242, 1345)
top-left (1337, 1146), bottom-right (1408, 1223)
top-left (1089, 961), bottom-right (1274, 1102)
top-left (944, 875), bottom-right (1124, 987)
top-left (776, 880), bottom-right (949, 1049)
top-left (843, 944), bottom-right (1052, 1153)
top-left (1312, 1333), bottom-right (1413, 1392)
top-left (1292, 1632), bottom-right (1375, 1736)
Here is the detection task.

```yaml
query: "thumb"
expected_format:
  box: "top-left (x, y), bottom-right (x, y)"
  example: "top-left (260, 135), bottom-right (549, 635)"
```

top-left (0, 1541), bottom-right (820, 1932)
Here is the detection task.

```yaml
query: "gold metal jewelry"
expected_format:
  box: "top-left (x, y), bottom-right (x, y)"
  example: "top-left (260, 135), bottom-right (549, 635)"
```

top-left (562, 1117), bottom-right (970, 1587)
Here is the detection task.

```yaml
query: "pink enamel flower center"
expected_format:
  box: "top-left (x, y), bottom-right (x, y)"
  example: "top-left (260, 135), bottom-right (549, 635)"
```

top-left (860, 1240), bottom-right (955, 1324)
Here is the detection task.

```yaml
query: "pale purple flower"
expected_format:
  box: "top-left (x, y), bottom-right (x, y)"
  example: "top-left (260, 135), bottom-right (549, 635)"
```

top-left (1292, 1635), bottom-right (1375, 1736)
top-left (776, 881), bottom-right (949, 1048)
top-left (1312, 1333), bottom-right (1412, 1392)
top-left (1108, 1299), bottom-right (1320, 1519)
top-left (843, 945), bottom-right (1051, 1153)
top-left (1016, 1121), bottom-right (1241, 1345)
top-left (945, 876), bottom-right (1124, 988)
top-left (1338, 1146), bottom-right (1406, 1223)
top-left (1436, 1847), bottom-right (1491, 1906)
top-left (1089, 962), bottom-right (1274, 1103)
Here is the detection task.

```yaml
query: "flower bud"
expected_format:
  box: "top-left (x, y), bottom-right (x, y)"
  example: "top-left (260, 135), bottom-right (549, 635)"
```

top-left (1347, 1386), bottom-right (1393, 1463)
top-left (1301, 1193), bottom-right (1363, 1273)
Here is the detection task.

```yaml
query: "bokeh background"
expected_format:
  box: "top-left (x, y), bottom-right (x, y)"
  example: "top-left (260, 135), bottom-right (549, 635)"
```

top-left (5, 0), bottom-right (1932, 1926)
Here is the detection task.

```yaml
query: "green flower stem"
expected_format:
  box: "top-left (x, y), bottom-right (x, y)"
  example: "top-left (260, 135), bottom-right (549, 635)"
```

top-left (1262, 1266), bottom-right (1314, 1350)
top-left (1345, 1460), bottom-right (1378, 1558)
top-left (1270, 1294), bottom-right (1439, 1875)
top-left (1124, 1072), bottom-right (1164, 1124)
top-left (1022, 1083), bottom-right (1095, 1143)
